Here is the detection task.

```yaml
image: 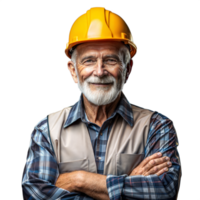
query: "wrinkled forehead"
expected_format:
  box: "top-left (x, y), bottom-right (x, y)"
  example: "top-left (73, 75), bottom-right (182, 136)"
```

top-left (75, 41), bottom-right (125, 58)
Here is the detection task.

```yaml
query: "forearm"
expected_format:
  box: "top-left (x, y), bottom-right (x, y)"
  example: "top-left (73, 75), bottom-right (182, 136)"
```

top-left (107, 167), bottom-right (180, 200)
top-left (22, 176), bottom-right (79, 200)
top-left (75, 171), bottom-right (109, 200)
top-left (123, 168), bottom-right (180, 199)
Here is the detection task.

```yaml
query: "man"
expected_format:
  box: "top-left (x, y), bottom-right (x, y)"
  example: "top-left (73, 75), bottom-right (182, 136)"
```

top-left (22, 7), bottom-right (181, 200)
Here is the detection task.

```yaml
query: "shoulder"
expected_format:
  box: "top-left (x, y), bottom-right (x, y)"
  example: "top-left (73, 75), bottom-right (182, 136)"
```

top-left (48, 106), bottom-right (72, 117)
top-left (148, 112), bottom-right (178, 141)
top-left (31, 106), bottom-right (73, 141)
top-left (31, 117), bottom-right (49, 142)
top-left (149, 112), bottom-right (174, 132)
top-left (35, 116), bottom-right (48, 132)
top-left (130, 104), bottom-right (154, 122)
top-left (130, 105), bottom-right (176, 133)
top-left (130, 103), bottom-right (174, 125)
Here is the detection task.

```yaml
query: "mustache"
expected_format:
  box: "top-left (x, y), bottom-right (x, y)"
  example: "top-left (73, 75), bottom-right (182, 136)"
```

top-left (85, 76), bottom-right (115, 84)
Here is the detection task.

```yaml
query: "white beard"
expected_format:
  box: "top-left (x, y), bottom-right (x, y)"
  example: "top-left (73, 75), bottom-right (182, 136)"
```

top-left (77, 72), bottom-right (126, 106)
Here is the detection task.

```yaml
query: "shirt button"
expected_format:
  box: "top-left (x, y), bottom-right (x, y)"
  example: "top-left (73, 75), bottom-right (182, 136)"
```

top-left (96, 156), bottom-right (101, 160)
top-left (100, 133), bottom-right (103, 136)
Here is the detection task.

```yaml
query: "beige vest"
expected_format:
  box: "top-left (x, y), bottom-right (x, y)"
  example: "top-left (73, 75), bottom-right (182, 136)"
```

top-left (48, 105), bottom-right (154, 175)
top-left (48, 105), bottom-right (181, 200)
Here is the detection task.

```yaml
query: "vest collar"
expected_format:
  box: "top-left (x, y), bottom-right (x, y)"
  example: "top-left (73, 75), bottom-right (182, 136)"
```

top-left (63, 92), bottom-right (134, 128)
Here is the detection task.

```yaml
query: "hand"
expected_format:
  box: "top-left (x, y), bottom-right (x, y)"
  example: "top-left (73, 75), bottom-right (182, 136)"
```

top-left (55, 171), bottom-right (84, 192)
top-left (129, 152), bottom-right (172, 176)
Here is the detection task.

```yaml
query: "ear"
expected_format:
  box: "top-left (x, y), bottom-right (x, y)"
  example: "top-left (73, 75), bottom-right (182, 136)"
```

top-left (125, 59), bottom-right (135, 84)
top-left (68, 61), bottom-right (78, 83)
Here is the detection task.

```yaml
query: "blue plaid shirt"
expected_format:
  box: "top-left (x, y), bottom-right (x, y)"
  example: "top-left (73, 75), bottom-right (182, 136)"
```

top-left (22, 93), bottom-right (181, 200)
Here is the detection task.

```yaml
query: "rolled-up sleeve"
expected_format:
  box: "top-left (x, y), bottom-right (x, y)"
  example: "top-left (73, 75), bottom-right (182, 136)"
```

top-left (22, 117), bottom-right (79, 200)
top-left (106, 112), bottom-right (181, 200)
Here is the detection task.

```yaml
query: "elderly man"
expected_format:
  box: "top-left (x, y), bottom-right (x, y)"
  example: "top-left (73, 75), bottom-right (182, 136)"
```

top-left (22, 7), bottom-right (181, 200)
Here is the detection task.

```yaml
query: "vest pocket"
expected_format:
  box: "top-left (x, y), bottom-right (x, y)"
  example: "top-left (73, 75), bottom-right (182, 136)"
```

top-left (59, 158), bottom-right (88, 174)
top-left (116, 153), bottom-right (144, 175)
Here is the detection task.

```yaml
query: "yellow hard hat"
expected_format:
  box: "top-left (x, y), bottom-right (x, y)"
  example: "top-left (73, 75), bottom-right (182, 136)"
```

top-left (65, 7), bottom-right (137, 58)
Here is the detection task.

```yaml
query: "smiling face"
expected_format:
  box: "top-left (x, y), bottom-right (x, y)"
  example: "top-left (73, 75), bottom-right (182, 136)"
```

top-left (68, 41), bottom-right (131, 105)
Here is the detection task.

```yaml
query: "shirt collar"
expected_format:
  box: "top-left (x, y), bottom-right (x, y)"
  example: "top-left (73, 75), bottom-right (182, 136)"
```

top-left (63, 92), bottom-right (134, 128)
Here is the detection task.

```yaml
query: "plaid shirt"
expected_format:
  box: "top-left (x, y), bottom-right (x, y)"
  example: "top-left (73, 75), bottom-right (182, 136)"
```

top-left (22, 93), bottom-right (181, 200)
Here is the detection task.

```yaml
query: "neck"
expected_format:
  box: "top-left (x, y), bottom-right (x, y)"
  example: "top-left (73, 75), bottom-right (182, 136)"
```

top-left (83, 92), bottom-right (122, 127)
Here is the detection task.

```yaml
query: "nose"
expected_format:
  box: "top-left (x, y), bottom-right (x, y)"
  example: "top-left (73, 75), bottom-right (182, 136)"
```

top-left (93, 59), bottom-right (108, 77)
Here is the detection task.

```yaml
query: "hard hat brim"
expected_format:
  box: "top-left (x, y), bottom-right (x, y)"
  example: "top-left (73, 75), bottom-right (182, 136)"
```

top-left (63, 38), bottom-right (139, 59)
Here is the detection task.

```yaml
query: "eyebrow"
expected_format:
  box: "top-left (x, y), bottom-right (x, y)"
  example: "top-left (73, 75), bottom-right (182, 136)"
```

top-left (81, 54), bottom-right (120, 62)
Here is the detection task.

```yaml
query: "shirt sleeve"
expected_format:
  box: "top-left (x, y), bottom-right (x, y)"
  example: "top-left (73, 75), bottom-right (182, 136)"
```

top-left (21, 117), bottom-right (80, 200)
top-left (106, 112), bottom-right (181, 200)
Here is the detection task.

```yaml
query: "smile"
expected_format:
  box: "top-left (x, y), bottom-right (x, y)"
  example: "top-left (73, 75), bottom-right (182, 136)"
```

top-left (89, 83), bottom-right (113, 86)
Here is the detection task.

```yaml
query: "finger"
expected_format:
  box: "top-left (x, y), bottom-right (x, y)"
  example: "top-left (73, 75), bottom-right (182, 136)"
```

top-left (140, 152), bottom-right (162, 167)
top-left (143, 156), bottom-right (170, 172)
top-left (156, 167), bottom-right (169, 176)
top-left (145, 161), bottom-right (172, 175)
top-left (152, 156), bottom-right (170, 166)
top-left (145, 157), bottom-right (171, 174)
top-left (143, 165), bottom-right (158, 176)
top-left (157, 160), bottom-right (172, 170)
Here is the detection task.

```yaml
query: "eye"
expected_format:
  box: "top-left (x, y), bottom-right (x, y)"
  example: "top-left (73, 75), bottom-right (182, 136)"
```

top-left (85, 59), bottom-right (92, 62)
top-left (85, 59), bottom-right (116, 62)
top-left (106, 59), bottom-right (116, 63)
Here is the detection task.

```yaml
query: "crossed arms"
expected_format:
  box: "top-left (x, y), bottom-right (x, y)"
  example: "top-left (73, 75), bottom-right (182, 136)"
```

top-left (20, 113), bottom-right (180, 200)
top-left (55, 153), bottom-right (172, 200)
top-left (55, 170), bottom-right (109, 199)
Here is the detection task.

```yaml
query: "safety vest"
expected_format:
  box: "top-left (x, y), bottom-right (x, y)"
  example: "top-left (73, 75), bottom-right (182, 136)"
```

top-left (48, 105), bottom-right (154, 175)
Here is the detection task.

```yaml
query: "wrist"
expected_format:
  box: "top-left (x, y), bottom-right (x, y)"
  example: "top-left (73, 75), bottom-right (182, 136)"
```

top-left (73, 171), bottom-right (86, 191)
